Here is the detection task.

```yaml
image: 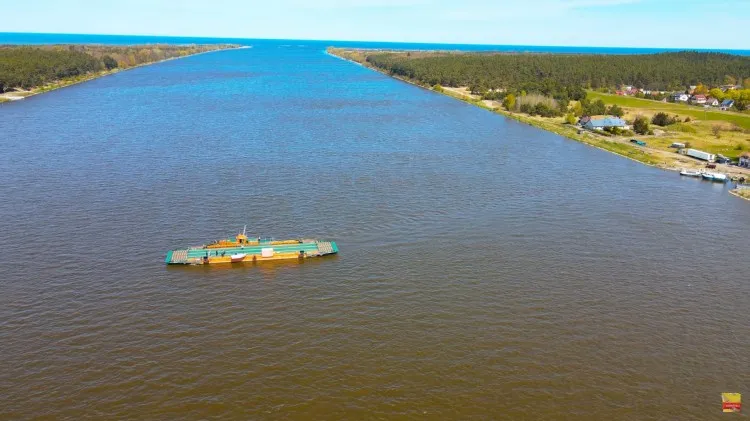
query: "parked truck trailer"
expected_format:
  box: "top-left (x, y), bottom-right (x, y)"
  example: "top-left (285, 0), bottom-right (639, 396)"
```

top-left (685, 148), bottom-right (716, 162)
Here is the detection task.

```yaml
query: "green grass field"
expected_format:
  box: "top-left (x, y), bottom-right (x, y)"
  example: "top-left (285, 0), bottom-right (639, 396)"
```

top-left (587, 91), bottom-right (750, 130)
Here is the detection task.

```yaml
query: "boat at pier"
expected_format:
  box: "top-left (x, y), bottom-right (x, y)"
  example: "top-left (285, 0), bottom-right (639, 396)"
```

top-left (680, 169), bottom-right (702, 177)
top-left (701, 172), bottom-right (727, 182)
top-left (165, 227), bottom-right (338, 265)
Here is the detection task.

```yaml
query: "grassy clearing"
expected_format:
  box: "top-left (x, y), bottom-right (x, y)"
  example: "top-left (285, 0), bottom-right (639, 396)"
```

top-left (596, 98), bottom-right (750, 160)
top-left (587, 91), bottom-right (750, 130)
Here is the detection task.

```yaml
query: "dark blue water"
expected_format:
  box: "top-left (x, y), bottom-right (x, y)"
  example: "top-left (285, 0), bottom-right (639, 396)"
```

top-left (3, 32), bottom-right (750, 55)
top-left (1, 41), bottom-right (749, 420)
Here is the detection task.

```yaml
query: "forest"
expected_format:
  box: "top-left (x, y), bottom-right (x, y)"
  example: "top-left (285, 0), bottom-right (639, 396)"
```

top-left (0, 44), bottom-right (237, 92)
top-left (364, 51), bottom-right (750, 96)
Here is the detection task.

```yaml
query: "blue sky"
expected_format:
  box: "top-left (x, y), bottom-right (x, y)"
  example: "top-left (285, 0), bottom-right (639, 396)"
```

top-left (2, 0), bottom-right (748, 49)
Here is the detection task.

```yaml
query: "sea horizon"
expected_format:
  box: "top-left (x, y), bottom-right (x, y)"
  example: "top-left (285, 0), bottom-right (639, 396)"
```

top-left (2, 31), bottom-right (750, 56)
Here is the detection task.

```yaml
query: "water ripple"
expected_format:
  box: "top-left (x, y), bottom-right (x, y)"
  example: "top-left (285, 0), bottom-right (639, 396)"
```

top-left (0, 44), bottom-right (749, 421)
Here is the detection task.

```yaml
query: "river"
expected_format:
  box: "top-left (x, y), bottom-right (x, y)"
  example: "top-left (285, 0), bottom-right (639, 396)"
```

top-left (0, 40), bottom-right (748, 420)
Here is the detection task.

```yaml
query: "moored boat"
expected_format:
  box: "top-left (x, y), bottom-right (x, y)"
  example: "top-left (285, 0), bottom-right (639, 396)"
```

top-left (702, 172), bottom-right (727, 182)
top-left (680, 169), bottom-right (701, 177)
top-left (165, 226), bottom-right (338, 265)
top-left (710, 173), bottom-right (727, 182)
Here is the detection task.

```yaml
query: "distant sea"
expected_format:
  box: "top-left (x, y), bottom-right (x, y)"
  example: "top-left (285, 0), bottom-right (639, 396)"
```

top-left (2, 32), bottom-right (750, 55)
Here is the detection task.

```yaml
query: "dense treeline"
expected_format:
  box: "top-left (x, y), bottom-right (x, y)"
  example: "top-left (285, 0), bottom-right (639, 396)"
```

top-left (0, 48), bottom-right (101, 91)
top-left (0, 44), bottom-right (237, 92)
top-left (364, 51), bottom-right (750, 93)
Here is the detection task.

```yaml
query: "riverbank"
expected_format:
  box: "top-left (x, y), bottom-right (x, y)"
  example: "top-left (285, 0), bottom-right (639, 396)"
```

top-left (0, 44), bottom-right (244, 104)
top-left (327, 47), bottom-right (750, 183)
top-left (730, 188), bottom-right (750, 201)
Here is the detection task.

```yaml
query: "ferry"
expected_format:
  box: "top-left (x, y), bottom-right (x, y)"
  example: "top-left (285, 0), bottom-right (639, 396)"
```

top-left (165, 227), bottom-right (338, 265)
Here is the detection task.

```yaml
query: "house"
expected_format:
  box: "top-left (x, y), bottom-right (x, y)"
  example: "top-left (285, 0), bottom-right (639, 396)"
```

top-left (705, 97), bottom-right (719, 107)
top-left (720, 99), bottom-right (735, 110)
top-left (615, 90), bottom-right (625, 96)
top-left (740, 153), bottom-right (750, 168)
top-left (584, 117), bottom-right (629, 131)
top-left (691, 94), bottom-right (707, 104)
top-left (578, 116), bottom-right (592, 126)
top-left (672, 93), bottom-right (689, 102)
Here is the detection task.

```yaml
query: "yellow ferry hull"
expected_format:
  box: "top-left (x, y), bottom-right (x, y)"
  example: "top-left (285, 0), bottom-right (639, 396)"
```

top-left (165, 238), bottom-right (338, 265)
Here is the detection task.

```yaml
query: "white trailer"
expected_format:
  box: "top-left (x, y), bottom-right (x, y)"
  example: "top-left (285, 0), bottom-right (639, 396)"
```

top-left (686, 148), bottom-right (716, 162)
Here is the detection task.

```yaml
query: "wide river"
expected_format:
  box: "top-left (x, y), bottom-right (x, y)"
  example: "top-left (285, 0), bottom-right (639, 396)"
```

top-left (1, 42), bottom-right (749, 420)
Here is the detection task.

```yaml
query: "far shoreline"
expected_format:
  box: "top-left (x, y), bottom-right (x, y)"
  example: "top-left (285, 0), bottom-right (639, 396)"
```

top-left (0, 44), bottom-right (247, 104)
top-left (326, 47), bottom-right (750, 192)
top-left (327, 48), bottom-right (668, 166)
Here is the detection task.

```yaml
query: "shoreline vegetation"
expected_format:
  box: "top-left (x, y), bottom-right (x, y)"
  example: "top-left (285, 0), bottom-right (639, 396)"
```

top-left (0, 44), bottom-right (242, 103)
top-left (730, 188), bottom-right (750, 201)
top-left (328, 47), bottom-right (750, 188)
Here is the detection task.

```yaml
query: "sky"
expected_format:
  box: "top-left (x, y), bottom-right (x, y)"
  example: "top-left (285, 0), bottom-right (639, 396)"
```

top-left (2, 0), bottom-right (748, 49)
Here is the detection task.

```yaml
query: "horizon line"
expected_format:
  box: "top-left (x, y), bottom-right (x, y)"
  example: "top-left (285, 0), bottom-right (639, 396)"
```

top-left (2, 31), bottom-right (750, 53)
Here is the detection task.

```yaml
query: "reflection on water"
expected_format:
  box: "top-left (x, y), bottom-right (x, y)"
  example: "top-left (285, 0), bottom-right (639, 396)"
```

top-left (166, 255), bottom-right (338, 276)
